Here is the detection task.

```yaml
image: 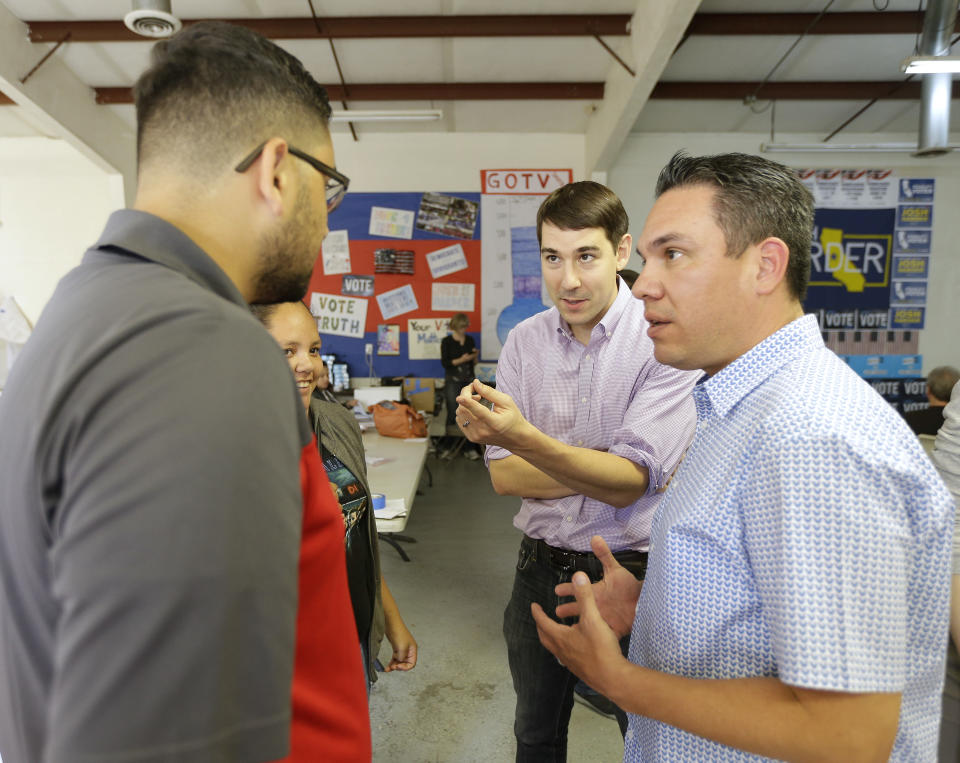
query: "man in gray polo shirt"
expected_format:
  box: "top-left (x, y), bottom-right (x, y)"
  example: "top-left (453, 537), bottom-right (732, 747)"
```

top-left (0, 22), bottom-right (368, 763)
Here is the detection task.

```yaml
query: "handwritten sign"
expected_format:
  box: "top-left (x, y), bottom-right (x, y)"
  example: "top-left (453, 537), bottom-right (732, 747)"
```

top-left (432, 282), bottom-right (475, 312)
top-left (408, 318), bottom-right (449, 360)
top-left (309, 292), bottom-right (368, 339)
top-left (369, 206), bottom-right (415, 239)
top-left (376, 284), bottom-right (418, 320)
top-left (321, 230), bottom-right (351, 275)
top-left (425, 243), bottom-right (468, 279)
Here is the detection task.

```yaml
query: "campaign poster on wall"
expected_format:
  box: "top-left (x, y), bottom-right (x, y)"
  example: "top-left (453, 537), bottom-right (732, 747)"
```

top-left (797, 170), bottom-right (933, 331)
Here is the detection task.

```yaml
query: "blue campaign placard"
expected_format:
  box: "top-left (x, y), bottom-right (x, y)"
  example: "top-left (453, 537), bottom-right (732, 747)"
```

top-left (845, 354), bottom-right (923, 378)
top-left (889, 280), bottom-right (927, 306)
top-left (892, 255), bottom-right (930, 280)
top-left (804, 207), bottom-right (894, 314)
top-left (898, 178), bottom-right (935, 204)
top-left (896, 204), bottom-right (933, 228)
top-left (889, 306), bottom-right (925, 330)
top-left (890, 354), bottom-right (924, 377)
top-left (845, 355), bottom-right (891, 377)
top-left (893, 229), bottom-right (931, 254)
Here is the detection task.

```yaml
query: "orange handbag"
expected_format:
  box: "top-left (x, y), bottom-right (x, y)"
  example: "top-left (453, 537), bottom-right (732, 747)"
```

top-left (369, 401), bottom-right (428, 438)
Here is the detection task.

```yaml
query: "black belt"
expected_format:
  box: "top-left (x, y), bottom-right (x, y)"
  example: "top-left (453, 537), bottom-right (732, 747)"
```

top-left (522, 534), bottom-right (647, 574)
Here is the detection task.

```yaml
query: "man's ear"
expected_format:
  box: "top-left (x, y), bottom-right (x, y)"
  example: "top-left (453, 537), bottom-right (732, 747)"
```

top-left (616, 233), bottom-right (633, 269)
top-left (755, 237), bottom-right (790, 296)
top-left (253, 138), bottom-right (290, 218)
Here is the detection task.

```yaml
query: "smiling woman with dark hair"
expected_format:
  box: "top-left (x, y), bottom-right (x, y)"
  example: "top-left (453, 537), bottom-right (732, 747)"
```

top-left (256, 301), bottom-right (418, 690)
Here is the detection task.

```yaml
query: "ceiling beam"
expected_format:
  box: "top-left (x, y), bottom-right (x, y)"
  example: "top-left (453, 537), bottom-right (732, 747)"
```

top-left (93, 82), bottom-right (605, 103)
top-left (650, 81), bottom-right (960, 100)
top-left (0, 2), bottom-right (135, 202)
top-left (23, 12), bottom-right (955, 44)
top-left (26, 15), bottom-right (631, 43)
top-left (6, 81), bottom-right (952, 107)
top-left (586, 0), bottom-right (701, 175)
top-left (687, 11), bottom-right (949, 35)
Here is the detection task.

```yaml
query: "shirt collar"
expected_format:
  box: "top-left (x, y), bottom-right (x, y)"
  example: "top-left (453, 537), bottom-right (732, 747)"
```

top-left (89, 209), bottom-right (247, 308)
top-left (554, 276), bottom-right (633, 343)
top-left (693, 314), bottom-right (824, 419)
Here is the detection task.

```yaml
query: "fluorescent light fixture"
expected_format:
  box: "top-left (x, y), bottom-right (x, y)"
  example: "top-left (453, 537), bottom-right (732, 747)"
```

top-left (330, 109), bottom-right (443, 123)
top-left (761, 142), bottom-right (958, 153)
top-left (901, 56), bottom-right (960, 74)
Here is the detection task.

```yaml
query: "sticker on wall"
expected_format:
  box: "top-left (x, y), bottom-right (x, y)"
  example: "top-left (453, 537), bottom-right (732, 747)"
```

top-left (898, 178), bottom-right (935, 204)
top-left (425, 243), bottom-right (468, 279)
top-left (321, 230), bottom-right (351, 275)
top-left (369, 206), bottom-right (415, 239)
top-left (432, 282), bottom-right (475, 312)
top-left (890, 280), bottom-right (928, 306)
top-left (377, 284), bottom-right (419, 319)
top-left (896, 204), bottom-right (933, 228)
top-left (416, 192), bottom-right (479, 239)
top-left (374, 248), bottom-right (415, 275)
top-left (309, 292), bottom-right (368, 339)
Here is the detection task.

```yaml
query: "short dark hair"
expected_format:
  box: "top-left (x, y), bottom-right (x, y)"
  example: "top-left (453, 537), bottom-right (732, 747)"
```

top-left (655, 152), bottom-right (815, 301)
top-left (928, 366), bottom-right (960, 402)
top-left (249, 302), bottom-right (281, 327)
top-left (250, 300), bottom-right (312, 328)
top-left (536, 181), bottom-right (629, 251)
top-left (134, 21), bottom-right (332, 175)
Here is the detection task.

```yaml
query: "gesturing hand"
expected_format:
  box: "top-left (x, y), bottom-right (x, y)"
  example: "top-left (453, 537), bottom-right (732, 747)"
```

top-left (531, 562), bottom-right (630, 696)
top-left (454, 380), bottom-right (530, 449)
top-left (553, 535), bottom-right (643, 639)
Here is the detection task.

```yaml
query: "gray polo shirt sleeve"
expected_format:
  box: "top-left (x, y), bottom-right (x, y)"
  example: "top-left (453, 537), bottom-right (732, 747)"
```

top-left (43, 304), bottom-right (305, 762)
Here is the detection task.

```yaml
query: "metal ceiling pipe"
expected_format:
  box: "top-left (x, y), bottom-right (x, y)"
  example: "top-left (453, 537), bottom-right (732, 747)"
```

top-left (915, 0), bottom-right (958, 156)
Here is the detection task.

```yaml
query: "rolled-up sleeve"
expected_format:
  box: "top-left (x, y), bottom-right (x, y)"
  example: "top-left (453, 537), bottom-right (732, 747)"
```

top-left (607, 361), bottom-right (699, 493)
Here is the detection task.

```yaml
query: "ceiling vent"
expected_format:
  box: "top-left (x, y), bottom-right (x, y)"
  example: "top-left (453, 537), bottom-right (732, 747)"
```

top-left (123, 0), bottom-right (182, 39)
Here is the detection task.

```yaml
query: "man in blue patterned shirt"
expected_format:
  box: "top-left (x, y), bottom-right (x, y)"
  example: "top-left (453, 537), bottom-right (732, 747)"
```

top-left (532, 152), bottom-right (953, 761)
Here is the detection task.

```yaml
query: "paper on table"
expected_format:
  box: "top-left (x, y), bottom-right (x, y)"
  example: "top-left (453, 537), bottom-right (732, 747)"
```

top-left (403, 437), bottom-right (429, 443)
top-left (374, 498), bottom-right (407, 519)
top-left (365, 454), bottom-right (394, 466)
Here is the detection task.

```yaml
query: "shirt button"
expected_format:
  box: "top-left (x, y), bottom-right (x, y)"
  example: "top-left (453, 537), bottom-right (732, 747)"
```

top-left (581, 397), bottom-right (587, 403)
top-left (565, 515), bottom-right (573, 522)
top-left (625, 729), bottom-right (634, 740)
top-left (577, 439), bottom-right (583, 446)
top-left (584, 353), bottom-right (590, 359)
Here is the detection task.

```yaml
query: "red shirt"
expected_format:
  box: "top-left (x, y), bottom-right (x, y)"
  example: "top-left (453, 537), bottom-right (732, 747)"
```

top-left (278, 438), bottom-right (371, 761)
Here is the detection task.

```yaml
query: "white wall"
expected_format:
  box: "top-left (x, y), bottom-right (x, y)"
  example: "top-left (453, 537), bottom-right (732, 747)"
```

top-left (0, 136), bottom-right (125, 325)
top-left (331, 132), bottom-right (586, 191)
top-left (608, 132), bottom-right (960, 373)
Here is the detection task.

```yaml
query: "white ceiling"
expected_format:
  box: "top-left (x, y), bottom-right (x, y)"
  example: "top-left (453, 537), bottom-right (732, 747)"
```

top-left (0, 0), bottom-right (956, 151)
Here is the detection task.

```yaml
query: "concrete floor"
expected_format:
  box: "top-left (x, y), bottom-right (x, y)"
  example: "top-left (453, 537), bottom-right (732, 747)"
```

top-left (369, 451), bottom-right (625, 762)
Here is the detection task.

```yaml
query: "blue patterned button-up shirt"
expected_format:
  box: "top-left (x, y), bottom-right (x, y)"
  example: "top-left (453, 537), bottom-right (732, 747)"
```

top-left (625, 314), bottom-right (953, 761)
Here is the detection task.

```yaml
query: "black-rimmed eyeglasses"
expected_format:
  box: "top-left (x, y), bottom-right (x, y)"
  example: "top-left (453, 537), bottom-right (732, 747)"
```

top-left (235, 141), bottom-right (350, 213)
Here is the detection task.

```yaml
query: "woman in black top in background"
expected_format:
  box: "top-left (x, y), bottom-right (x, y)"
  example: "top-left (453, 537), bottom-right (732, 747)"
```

top-left (440, 313), bottom-right (480, 460)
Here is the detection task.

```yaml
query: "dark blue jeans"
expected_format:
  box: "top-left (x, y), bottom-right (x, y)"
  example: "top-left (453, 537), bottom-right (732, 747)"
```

top-left (503, 535), bottom-right (646, 762)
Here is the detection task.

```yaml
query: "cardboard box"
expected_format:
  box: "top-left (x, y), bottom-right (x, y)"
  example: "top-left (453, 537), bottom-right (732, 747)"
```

top-left (402, 377), bottom-right (436, 412)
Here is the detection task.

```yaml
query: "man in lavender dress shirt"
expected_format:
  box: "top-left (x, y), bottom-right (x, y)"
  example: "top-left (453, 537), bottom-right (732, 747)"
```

top-left (456, 181), bottom-right (698, 761)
